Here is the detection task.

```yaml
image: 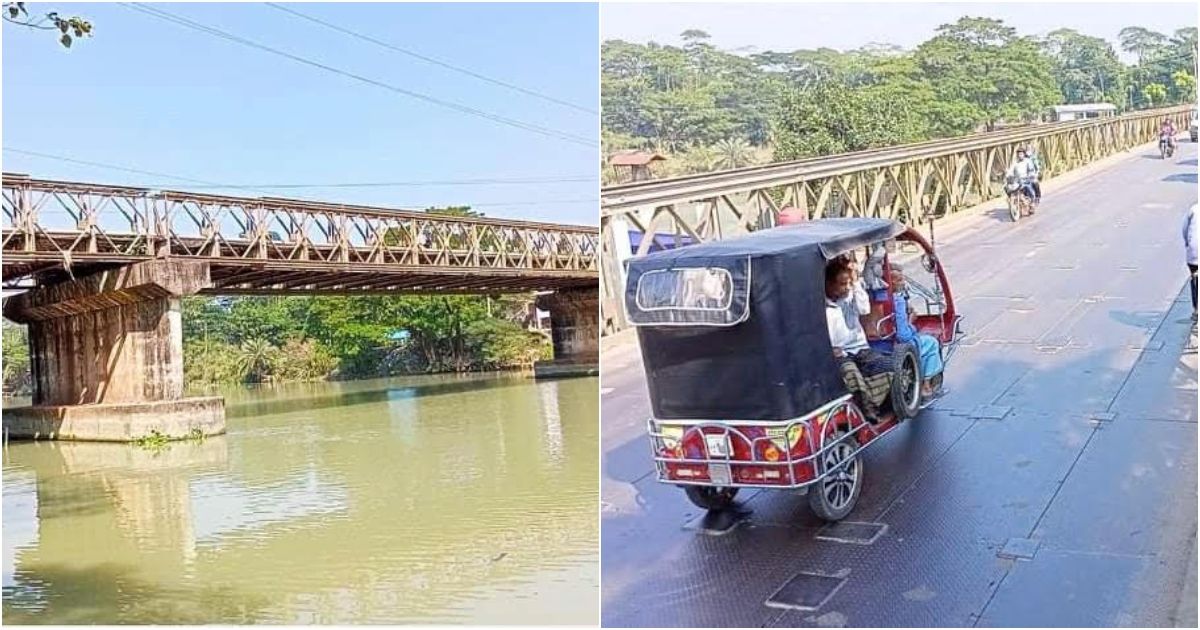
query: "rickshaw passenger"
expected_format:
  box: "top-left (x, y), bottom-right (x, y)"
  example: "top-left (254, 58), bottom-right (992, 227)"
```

top-left (837, 252), bottom-right (871, 325)
top-left (825, 260), bottom-right (891, 419)
top-left (890, 265), bottom-right (943, 398)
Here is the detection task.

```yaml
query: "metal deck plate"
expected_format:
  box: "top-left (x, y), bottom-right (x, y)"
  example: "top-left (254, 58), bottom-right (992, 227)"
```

top-left (997, 537), bottom-right (1041, 560)
top-left (765, 571), bottom-right (848, 611)
top-left (971, 405), bottom-right (1013, 420)
top-left (815, 521), bottom-right (888, 545)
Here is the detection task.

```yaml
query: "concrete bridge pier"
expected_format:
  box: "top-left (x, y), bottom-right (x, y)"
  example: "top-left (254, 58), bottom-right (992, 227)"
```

top-left (2, 260), bottom-right (225, 442)
top-left (534, 286), bottom-right (599, 378)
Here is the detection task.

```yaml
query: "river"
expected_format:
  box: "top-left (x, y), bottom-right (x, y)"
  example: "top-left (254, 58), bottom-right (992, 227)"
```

top-left (2, 373), bottom-right (598, 624)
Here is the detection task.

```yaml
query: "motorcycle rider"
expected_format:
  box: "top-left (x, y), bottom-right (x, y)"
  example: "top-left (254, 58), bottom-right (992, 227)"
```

top-left (1160, 118), bottom-right (1177, 152)
top-left (1006, 148), bottom-right (1038, 212)
top-left (1026, 145), bottom-right (1043, 206)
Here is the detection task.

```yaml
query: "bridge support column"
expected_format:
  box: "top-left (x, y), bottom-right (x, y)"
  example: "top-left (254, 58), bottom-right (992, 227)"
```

top-left (2, 260), bottom-right (225, 441)
top-left (533, 286), bottom-right (599, 378)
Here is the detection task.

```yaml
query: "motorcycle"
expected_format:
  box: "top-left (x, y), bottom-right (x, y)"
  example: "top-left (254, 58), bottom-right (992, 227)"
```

top-left (1160, 134), bottom-right (1176, 159)
top-left (1004, 176), bottom-right (1035, 222)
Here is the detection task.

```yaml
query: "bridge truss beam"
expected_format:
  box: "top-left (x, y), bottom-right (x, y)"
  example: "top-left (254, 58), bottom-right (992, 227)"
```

top-left (599, 105), bottom-right (1191, 333)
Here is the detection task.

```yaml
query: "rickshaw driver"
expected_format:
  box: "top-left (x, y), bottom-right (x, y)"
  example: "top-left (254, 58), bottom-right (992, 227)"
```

top-left (889, 264), bottom-right (944, 399)
top-left (825, 259), bottom-right (893, 420)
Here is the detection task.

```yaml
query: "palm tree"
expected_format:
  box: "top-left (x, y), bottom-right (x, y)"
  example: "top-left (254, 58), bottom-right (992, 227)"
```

top-left (236, 339), bottom-right (276, 383)
top-left (714, 137), bottom-right (754, 170)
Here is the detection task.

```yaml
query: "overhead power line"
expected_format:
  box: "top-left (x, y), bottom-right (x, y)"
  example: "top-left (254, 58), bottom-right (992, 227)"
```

top-left (4, 147), bottom-right (248, 188)
top-left (117, 3), bottom-right (597, 147)
top-left (264, 2), bottom-right (597, 115)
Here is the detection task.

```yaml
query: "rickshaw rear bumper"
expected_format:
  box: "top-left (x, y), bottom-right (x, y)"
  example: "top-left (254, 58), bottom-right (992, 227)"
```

top-left (645, 396), bottom-right (893, 491)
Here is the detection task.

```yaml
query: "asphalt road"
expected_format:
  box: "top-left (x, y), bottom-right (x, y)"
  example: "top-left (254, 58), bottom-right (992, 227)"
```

top-left (600, 141), bottom-right (1199, 628)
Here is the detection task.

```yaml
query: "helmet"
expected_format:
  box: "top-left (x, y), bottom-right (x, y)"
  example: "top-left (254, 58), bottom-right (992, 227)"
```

top-left (777, 206), bottom-right (806, 225)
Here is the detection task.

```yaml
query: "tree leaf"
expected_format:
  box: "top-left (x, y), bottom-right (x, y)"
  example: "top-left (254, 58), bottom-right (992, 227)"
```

top-left (7, 6), bottom-right (17, 19)
top-left (60, 33), bottom-right (71, 48)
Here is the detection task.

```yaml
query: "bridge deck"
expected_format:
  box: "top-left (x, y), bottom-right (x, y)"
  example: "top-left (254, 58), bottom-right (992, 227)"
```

top-left (600, 141), bottom-right (1198, 627)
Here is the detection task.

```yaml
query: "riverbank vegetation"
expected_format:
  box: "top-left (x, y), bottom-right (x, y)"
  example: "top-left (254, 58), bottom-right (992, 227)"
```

top-left (182, 294), bottom-right (551, 386)
top-left (1, 292), bottom-right (550, 394)
top-left (3, 321), bottom-right (32, 395)
top-left (602, 18), bottom-right (1198, 183)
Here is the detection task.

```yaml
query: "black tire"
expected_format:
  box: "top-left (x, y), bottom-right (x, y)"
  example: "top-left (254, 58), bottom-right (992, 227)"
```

top-left (808, 429), bottom-right (864, 522)
top-left (1007, 194), bottom-right (1020, 222)
top-left (890, 342), bottom-right (922, 420)
top-left (684, 485), bottom-right (739, 511)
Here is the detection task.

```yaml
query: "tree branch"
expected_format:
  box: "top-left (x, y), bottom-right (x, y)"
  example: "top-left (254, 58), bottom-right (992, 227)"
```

top-left (2, 15), bottom-right (55, 30)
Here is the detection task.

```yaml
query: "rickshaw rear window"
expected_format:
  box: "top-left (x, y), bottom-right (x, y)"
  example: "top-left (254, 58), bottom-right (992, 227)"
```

top-left (624, 257), bottom-right (752, 327)
top-left (635, 267), bottom-right (733, 311)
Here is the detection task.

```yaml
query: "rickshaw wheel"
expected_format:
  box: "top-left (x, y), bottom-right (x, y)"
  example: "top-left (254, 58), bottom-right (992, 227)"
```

top-left (684, 486), bottom-right (739, 511)
top-left (891, 343), bottom-right (923, 420)
top-left (808, 429), bottom-right (863, 522)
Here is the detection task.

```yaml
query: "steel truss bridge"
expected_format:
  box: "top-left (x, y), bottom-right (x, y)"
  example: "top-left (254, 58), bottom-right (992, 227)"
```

top-left (600, 105), bottom-right (1192, 332)
top-left (2, 174), bottom-right (598, 295)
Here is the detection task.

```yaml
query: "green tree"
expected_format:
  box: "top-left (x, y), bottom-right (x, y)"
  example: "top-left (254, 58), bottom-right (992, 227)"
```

top-left (914, 17), bottom-right (1059, 130)
top-left (1042, 28), bottom-right (1126, 105)
top-left (2, 321), bottom-right (31, 395)
top-left (1142, 82), bottom-right (1168, 107)
top-left (601, 17), bottom-right (1182, 179)
top-left (773, 81), bottom-right (932, 159)
top-left (1119, 26), bottom-right (1169, 63)
top-left (1173, 71), bottom-right (1197, 102)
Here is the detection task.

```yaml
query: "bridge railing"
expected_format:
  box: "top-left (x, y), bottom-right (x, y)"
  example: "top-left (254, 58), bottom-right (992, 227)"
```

top-left (600, 105), bottom-right (1193, 333)
top-left (2, 176), bottom-right (599, 280)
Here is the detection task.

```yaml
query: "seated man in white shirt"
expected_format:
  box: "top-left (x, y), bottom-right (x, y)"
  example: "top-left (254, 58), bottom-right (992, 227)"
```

top-left (838, 251), bottom-right (872, 325)
top-left (825, 258), bottom-right (892, 420)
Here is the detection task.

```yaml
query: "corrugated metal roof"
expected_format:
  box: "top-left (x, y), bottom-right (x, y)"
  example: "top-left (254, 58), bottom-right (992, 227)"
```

top-left (1053, 103), bottom-right (1117, 113)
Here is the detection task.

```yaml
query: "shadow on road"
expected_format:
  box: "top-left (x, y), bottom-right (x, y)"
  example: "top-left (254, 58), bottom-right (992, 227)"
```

top-left (1110, 309), bottom-right (1170, 331)
top-left (1164, 172), bottom-right (1198, 184)
top-left (984, 204), bottom-right (1017, 224)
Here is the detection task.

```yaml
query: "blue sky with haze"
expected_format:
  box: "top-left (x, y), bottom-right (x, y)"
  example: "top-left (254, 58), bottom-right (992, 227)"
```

top-left (3, 2), bottom-right (599, 225)
top-left (602, 2), bottom-right (1195, 63)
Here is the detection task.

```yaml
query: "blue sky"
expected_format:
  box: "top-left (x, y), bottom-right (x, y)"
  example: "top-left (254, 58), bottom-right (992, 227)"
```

top-left (602, 2), bottom-right (1195, 63)
top-left (2, 2), bottom-right (599, 225)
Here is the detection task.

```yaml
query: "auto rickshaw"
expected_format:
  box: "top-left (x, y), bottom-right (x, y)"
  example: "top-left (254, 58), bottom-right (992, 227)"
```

top-left (624, 218), bottom-right (963, 521)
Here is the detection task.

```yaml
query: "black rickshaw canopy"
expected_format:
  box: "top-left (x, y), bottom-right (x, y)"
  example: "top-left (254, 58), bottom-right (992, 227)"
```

top-left (625, 218), bottom-right (906, 421)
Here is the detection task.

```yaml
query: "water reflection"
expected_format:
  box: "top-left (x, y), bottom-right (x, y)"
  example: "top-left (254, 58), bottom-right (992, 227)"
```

top-left (2, 374), bottom-right (598, 624)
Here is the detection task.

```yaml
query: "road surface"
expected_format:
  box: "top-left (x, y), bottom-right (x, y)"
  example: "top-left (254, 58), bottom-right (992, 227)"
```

top-left (600, 141), bottom-right (1198, 627)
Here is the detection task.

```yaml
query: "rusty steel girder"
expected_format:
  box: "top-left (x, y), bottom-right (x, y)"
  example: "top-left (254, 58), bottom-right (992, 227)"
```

top-left (2, 176), bottom-right (599, 294)
top-left (599, 105), bottom-right (1192, 334)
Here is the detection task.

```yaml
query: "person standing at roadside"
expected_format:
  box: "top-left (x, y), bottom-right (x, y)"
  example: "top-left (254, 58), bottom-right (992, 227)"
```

top-left (1185, 203), bottom-right (1197, 320)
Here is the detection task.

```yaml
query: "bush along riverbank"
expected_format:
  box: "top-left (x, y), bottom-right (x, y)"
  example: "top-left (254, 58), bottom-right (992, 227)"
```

top-left (1, 294), bottom-right (552, 395)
